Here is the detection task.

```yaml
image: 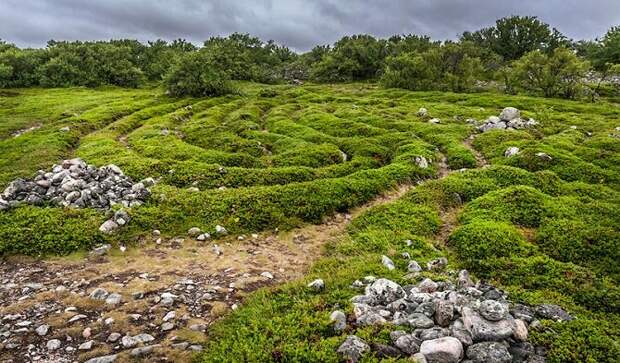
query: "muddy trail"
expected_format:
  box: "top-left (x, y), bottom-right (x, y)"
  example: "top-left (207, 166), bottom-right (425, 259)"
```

top-left (0, 139), bottom-right (484, 363)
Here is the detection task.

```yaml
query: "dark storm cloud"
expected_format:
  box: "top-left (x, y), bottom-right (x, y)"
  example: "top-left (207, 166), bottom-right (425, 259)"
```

top-left (1, 0), bottom-right (619, 51)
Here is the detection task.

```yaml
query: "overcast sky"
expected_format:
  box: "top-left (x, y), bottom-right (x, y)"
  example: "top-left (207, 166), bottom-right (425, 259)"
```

top-left (1, 0), bottom-right (619, 51)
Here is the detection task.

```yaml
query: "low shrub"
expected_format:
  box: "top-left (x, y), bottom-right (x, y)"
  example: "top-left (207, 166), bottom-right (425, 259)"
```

top-left (0, 206), bottom-right (105, 256)
top-left (448, 219), bottom-right (532, 268)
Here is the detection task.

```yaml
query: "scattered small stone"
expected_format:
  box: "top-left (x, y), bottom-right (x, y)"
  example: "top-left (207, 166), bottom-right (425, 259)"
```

top-left (189, 323), bottom-right (206, 332)
top-left (131, 344), bottom-right (161, 357)
top-left (90, 244), bottom-right (111, 256)
top-left (187, 227), bottom-right (201, 237)
top-left (161, 322), bottom-right (174, 331)
top-left (68, 314), bottom-right (87, 323)
top-left (513, 319), bottom-right (528, 342)
top-left (89, 287), bottom-right (109, 300)
top-left (419, 278), bottom-right (439, 293)
top-left (330, 310), bottom-right (347, 332)
top-left (417, 107), bottom-right (429, 117)
top-left (85, 354), bottom-right (118, 363)
top-left (420, 337), bottom-right (463, 363)
top-left (160, 292), bottom-right (177, 306)
top-left (408, 260), bottom-right (422, 272)
top-left (82, 327), bottom-right (92, 338)
top-left (504, 147), bottom-right (520, 157)
top-left (307, 279), bottom-right (325, 291)
top-left (429, 118), bottom-right (441, 124)
top-left (78, 340), bottom-right (94, 350)
top-left (46, 339), bottom-right (61, 351)
top-left (415, 156), bottom-right (429, 168)
top-left (163, 311), bottom-right (176, 322)
top-left (107, 332), bottom-right (121, 343)
top-left (215, 225), bottom-right (227, 235)
top-left (381, 255), bottom-right (395, 270)
top-left (260, 271), bottom-right (274, 279)
top-left (426, 257), bottom-right (447, 271)
top-left (105, 293), bottom-right (122, 305)
top-left (394, 334), bottom-right (421, 354)
top-left (499, 107), bottom-right (520, 121)
top-left (535, 152), bottom-right (552, 161)
top-left (35, 324), bottom-right (49, 336)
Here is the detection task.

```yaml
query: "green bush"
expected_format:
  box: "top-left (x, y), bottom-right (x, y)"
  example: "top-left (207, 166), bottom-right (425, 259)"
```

top-left (531, 316), bottom-right (620, 363)
top-left (0, 206), bottom-right (105, 256)
top-left (381, 41), bottom-right (484, 92)
top-left (460, 186), bottom-right (549, 227)
top-left (536, 218), bottom-right (620, 279)
top-left (165, 51), bottom-right (236, 97)
top-left (511, 47), bottom-right (590, 99)
top-left (448, 219), bottom-right (532, 268)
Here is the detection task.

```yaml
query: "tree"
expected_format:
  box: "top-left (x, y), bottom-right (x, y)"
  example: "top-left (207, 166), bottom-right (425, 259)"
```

top-left (380, 41), bottom-right (484, 92)
top-left (165, 50), bottom-right (235, 97)
top-left (0, 48), bottom-right (44, 87)
top-left (462, 16), bottom-right (570, 61)
top-left (511, 47), bottom-right (590, 98)
top-left (311, 35), bottom-right (389, 82)
top-left (380, 53), bottom-right (434, 90)
top-left (201, 33), bottom-right (286, 83)
top-left (590, 26), bottom-right (620, 70)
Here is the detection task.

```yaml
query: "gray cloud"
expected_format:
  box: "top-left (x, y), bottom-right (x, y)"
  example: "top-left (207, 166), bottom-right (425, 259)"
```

top-left (1, 0), bottom-right (619, 51)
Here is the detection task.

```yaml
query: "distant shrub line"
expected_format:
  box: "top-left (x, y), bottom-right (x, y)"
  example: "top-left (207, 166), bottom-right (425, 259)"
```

top-left (2, 17), bottom-right (620, 99)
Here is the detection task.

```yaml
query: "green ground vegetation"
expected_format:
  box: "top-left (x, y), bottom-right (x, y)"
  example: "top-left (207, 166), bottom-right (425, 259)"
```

top-left (0, 83), bottom-right (619, 361)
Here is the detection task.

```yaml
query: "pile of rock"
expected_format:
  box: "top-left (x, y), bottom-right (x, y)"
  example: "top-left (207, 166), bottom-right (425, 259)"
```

top-left (335, 264), bottom-right (573, 362)
top-left (477, 107), bottom-right (538, 133)
top-left (0, 158), bottom-right (153, 211)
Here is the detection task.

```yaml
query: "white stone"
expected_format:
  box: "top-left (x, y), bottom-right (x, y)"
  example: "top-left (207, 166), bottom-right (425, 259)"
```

top-left (420, 337), bottom-right (463, 363)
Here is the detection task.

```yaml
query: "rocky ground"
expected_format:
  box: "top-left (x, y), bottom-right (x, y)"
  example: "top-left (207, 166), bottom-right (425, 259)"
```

top-left (0, 213), bottom-right (354, 363)
top-left (331, 261), bottom-right (574, 363)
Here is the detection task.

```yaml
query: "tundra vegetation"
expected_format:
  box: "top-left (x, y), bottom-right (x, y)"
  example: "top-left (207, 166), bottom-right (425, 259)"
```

top-left (0, 15), bottom-right (618, 363)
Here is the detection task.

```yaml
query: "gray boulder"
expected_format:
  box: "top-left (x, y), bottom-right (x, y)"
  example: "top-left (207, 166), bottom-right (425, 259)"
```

top-left (461, 307), bottom-right (514, 342)
top-left (479, 300), bottom-right (508, 321)
top-left (365, 278), bottom-right (405, 305)
top-left (535, 304), bottom-right (574, 321)
top-left (330, 310), bottom-right (347, 332)
top-left (499, 107), bottom-right (520, 121)
top-left (394, 334), bottom-right (421, 354)
top-left (337, 335), bottom-right (370, 362)
top-left (466, 341), bottom-right (512, 363)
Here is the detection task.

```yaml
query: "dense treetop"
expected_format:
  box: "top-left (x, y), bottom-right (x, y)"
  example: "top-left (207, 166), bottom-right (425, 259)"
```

top-left (0, 16), bottom-right (619, 99)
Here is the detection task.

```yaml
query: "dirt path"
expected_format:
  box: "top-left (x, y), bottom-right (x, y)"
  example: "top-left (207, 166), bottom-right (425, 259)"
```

top-left (0, 139), bottom-right (477, 362)
top-left (463, 134), bottom-right (488, 168)
top-left (0, 183), bottom-right (423, 363)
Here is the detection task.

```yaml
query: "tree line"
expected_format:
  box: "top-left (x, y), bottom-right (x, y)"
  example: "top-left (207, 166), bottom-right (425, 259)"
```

top-left (1, 16), bottom-right (619, 99)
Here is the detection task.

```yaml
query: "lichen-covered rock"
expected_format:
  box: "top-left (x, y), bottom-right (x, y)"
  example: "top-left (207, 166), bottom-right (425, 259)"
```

top-left (394, 334), bottom-right (421, 354)
top-left (365, 278), bottom-right (405, 305)
top-left (461, 307), bottom-right (514, 342)
top-left (499, 107), bottom-right (520, 121)
top-left (337, 335), bottom-right (370, 362)
top-left (330, 310), bottom-right (346, 332)
top-left (466, 341), bottom-right (512, 363)
top-left (535, 304), bottom-right (574, 321)
top-left (479, 300), bottom-right (508, 321)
